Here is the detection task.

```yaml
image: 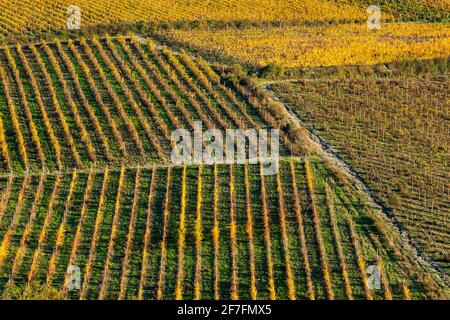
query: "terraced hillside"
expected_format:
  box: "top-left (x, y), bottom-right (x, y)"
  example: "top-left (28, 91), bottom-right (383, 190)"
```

top-left (0, 37), bottom-right (300, 174)
top-left (0, 158), bottom-right (445, 300)
top-left (272, 76), bottom-right (449, 277)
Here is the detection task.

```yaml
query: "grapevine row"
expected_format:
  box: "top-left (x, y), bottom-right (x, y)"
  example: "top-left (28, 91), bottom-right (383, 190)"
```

top-left (17, 44), bottom-right (77, 168)
top-left (63, 169), bottom-right (95, 291)
top-left (97, 38), bottom-right (168, 158)
top-left (80, 167), bottom-right (110, 299)
top-left (193, 165), bottom-right (203, 300)
top-left (64, 40), bottom-right (129, 159)
top-left (276, 169), bottom-right (296, 299)
top-left (48, 41), bottom-right (112, 162)
top-left (0, 55), bottom-right (30, 169)
top-left (229, 164), bottom-right (239, 300)
top-left (46, 169), bottom-right (78, 284)
top-left (81, 39), bottom-right (145, 160)
top-left (244, 163), bottom-right (258, 299)
top-left (289, 160), bottom-right (314, 299)
top-left (7, 173), bottom-right (46, 287)
top-left (144, 42), bottom-right (216, 130)
top-left (32, 44), bottom-right (96, 163)
top-left (0, 174), bottom-right (32, 270)
top-left (175, 165), bottom-right (187, 300)
top-left (325, 182), bottom-right (353, 299)
top-left (27, 173), bottom-right (62, 284)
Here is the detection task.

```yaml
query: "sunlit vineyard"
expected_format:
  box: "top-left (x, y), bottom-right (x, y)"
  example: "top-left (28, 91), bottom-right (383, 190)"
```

top-left (272, 76), bottom-right (449, 277)
top-left (0, 0), bottom-right (448, 301)
top-left (1, 0), bottom-right (449, 42)
top-left (158, 22), bottom-right (450, 68)
top-left (0, 0), bottom-right (367, 41)
top-left (0, 159), bottom-right (446, 300)
top-left (0, 37), bottom-right (299, 173)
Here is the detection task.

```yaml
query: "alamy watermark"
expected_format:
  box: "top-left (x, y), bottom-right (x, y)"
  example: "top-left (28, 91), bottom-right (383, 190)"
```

top-left (367, 5), bottom-right (382, 31)
top-left (171, 122), bottom-right (280, 175)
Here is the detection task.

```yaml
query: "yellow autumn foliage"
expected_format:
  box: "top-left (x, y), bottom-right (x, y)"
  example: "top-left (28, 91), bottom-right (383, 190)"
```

top-left (55, 224), bottom-right (66, 249)
top-left (160, 22), bottom-right (450, 68)
top-left (194, 165), bottom-right (203, 300)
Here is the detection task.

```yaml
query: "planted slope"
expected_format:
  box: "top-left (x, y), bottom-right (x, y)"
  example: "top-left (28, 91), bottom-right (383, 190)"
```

top-left (0, 37), bottom-right (293, 173)
top-left (0, 158), bottom-right (445, 300)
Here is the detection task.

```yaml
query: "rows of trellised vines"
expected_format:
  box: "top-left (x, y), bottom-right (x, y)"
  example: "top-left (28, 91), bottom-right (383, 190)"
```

top-left (0, 159), bottom-right (437, 299)
top-left (0, 0), bottom-right (368, 40)
top-left (2, 0), bottom-right (449, 42)
top-left (273, 77), bottom-right (450, 275)
top-left (0, 37), bottom-right (296, 174)
top-left (158, 22), bottom-right (450, 68)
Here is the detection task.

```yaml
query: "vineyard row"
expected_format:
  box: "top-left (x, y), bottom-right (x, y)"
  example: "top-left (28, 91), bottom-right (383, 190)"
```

top-left (0, 37), bottom-right (279, 173)
top-left (0, 159), bottom-right (425, 300)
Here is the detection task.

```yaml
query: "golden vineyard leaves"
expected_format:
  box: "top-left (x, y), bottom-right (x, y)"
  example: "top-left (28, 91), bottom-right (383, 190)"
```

top-left (160, 22), bottom-right (450, 68)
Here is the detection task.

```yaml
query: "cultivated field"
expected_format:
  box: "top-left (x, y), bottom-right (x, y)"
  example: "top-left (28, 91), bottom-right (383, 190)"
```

top-left (1, 1), bottom-right (448, 42)
top-left (0, 37), bottom-right (299, 174)
top-left (158, 22), bottom-right (450, 68)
